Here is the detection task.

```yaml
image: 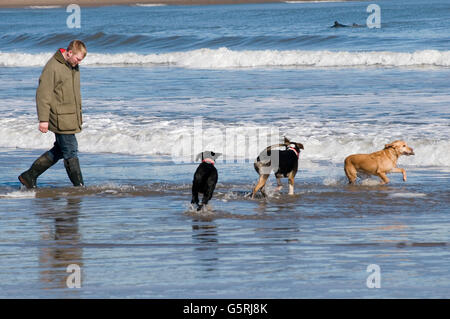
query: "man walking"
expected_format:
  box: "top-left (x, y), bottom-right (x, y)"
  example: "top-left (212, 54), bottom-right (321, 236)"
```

top-left (19, 40), bottom-right (87, 188)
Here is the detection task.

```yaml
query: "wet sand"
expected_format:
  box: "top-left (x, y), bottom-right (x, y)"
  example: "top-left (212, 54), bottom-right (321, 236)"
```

top-left (0, 0), bottom-right (347, 9)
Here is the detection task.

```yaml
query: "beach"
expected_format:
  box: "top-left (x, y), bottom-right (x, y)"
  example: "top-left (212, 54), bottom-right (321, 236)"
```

top-left (0, 0), bottom-right (449, 298)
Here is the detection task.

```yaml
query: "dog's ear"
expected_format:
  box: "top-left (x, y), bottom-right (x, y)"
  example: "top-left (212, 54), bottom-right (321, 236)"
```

top-left (283, 136), bottom-right (291, 145)
top-left (384, 142), bottom-right (396, 149)
top-left (296, 143), bottom-right (304, 150)
top-left (196, 152), bottom-right (204, 162)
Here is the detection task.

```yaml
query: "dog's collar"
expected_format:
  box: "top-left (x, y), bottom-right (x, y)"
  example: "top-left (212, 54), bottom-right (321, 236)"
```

top-left (202, 158), bottom-right (215, 165)
top-left (288, 147), bottom-right (300, 158)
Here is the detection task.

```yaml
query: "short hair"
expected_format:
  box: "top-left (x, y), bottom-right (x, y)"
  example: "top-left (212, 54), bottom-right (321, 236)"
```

top-left (67, 40), bottom-right (87, 58)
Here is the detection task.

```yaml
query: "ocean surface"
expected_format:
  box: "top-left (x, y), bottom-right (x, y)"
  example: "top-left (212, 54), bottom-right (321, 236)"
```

top-left (0, 0), bottom-right (449, 298)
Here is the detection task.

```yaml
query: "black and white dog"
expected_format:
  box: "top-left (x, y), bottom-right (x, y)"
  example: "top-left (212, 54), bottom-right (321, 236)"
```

top-left (191, 151), bottom-right (222, 211)
top-left (251, 137), bottom-right (304, 198)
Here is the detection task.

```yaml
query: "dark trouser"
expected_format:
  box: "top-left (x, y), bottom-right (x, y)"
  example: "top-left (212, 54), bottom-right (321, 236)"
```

top-left (48, 133), bottom-right (78, 162)
top-left (47, 133), bottom-right (84, 186)
top-left (19, 133), bottom-right (84, 188)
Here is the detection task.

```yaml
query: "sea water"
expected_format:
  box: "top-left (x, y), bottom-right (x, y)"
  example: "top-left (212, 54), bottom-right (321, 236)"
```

top-left (0, 0), bottom-right (449, 298)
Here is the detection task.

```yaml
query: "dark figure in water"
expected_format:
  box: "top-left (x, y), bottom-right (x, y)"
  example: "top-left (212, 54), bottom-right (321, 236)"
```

top-left (331, 21), bottom-right (348, 28)
top-left (332, 21), bottom-right (364, 28)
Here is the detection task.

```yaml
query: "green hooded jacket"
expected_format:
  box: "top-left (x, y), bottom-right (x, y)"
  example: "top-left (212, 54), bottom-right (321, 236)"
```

top-left (36, 49), bottom-right (82, 134)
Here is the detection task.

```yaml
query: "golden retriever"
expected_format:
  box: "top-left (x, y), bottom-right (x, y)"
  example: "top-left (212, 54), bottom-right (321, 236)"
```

top-left (344, 140), bottom-right (414, 185)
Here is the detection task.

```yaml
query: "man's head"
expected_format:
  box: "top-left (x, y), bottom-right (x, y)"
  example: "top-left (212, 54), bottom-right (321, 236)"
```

top-left (66, 40), bottom-right (87, 67)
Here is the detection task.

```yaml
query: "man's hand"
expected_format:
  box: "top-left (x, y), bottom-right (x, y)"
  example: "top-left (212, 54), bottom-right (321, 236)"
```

top-left (39, 122), bottom-right (49, 133)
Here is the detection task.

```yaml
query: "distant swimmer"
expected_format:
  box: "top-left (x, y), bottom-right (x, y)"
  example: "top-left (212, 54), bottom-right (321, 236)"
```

top-left (331, 21), bottom-right (364, 28)
top-left (331, 21), bottom-right (348, 28)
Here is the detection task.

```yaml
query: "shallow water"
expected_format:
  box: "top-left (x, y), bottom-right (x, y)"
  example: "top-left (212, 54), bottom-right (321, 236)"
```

top-left (0, 150), bottom-right (449, 298)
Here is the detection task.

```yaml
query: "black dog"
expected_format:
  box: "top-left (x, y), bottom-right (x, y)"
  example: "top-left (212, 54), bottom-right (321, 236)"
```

top-left (251, 137), bottom-right (304, 198)
top-left (191, 151), bottom-right (222, 211)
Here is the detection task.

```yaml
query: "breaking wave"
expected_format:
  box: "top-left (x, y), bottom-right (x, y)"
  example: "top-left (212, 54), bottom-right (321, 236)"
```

top-left (1, 48), bottom-right (449, 69)
top-left (1, 114), bottom-right (449, 167)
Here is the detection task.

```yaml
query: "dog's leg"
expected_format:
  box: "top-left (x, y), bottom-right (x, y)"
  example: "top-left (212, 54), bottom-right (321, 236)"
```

top-left (202, 184), bottom-right (216, 208)
top-left (390, 167), bottom-right (407, 182)
top-left (376, 171), bottom-right (390, 184)
top-left (191, 183), bottom-right (200, 206)
top-left (252, 174), bottom-right (269, 199)
top-left (276, 177), bottom-right (283, 191)
top-left (344, 160), bottom-right (357, 184)
top-left (288, 173), bottom-right (295, 195)
top-left (261, 185), bottom-right (268, 198)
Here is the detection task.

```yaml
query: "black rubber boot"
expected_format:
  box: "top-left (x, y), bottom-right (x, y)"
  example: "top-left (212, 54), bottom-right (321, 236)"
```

top-left (64, 157), bottom-right (84, 187)
top-left (18, 152), bottom-right (55, 189)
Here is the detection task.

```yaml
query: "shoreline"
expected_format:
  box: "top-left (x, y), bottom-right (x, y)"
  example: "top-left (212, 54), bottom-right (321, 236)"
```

top-left (0, 0), bottom-right (350, 9)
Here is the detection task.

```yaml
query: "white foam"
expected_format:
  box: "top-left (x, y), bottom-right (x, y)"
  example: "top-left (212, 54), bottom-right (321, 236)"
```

top-left (361, 178), bottom-right (382, 186)
top-left (389, 192), bottom-right (427, 198)
top-left (185, 203), bottom-right (214, 215)
top-left (1, 113), bottom-right (449, 167)
top-left (26, 6), bottom-right (62, 9)
top-left (323, 176), bottom-right (348, 186)
top-left (1, 49), bottom-right (449, 69)
top-left (0, 190), bottom-right (36, 199)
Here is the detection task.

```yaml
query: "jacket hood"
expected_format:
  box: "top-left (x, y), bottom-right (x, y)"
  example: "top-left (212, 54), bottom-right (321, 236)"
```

top-left (54, 49), bottom-right (66, 64)
top-left (54, 49), bottom-right (79, 71)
